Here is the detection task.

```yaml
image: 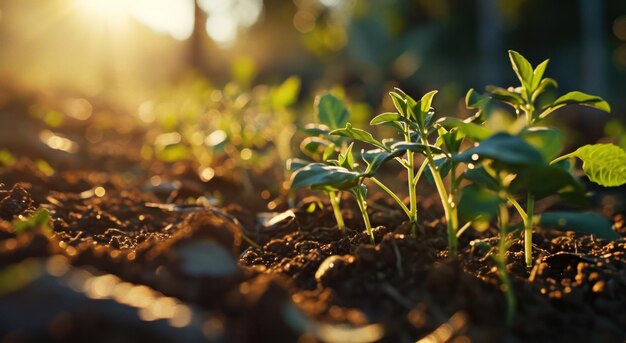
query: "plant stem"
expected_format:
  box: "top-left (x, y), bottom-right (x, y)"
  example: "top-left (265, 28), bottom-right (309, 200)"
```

top-left (421, 137), bottom-right (458, 256)
top-left (497, 203), bottom-right (516, 327)
top-left (370, 177), bottom-right (411, 219)
top-left (355, 189), bottom-right (374, 244)
top-left (404, 129), bottom-right (419, 236)
top-left (328, 191), bottom-right (345, 232)
top-left (524, 193), bottom-right (535, 268)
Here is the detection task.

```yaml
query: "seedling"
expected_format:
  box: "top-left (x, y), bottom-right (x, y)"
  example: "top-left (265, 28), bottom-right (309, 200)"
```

top-left (453, 51), bottom-right (624, 268)
top-left (290, 143), bottom-right (375, 243)
top-left (330, 90), bottom-right (462, 254)
top-left (288, 93), bottom-right (351, 232)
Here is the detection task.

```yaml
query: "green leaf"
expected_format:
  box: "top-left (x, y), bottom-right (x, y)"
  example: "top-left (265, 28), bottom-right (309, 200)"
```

top-left (536, 212), bottom-right (618, 240)
top-left (290, 163), bottom-right (361, 192)
top-left (465, 88), bottom-right (490, 110)
top-left (557, 144), bottom-right (626, 187)
top-left (463, 167), bottom-right (501, 191)
top-left (315, 93), bottom-right (349, 129)
top-left (520, 127), bottom-right (563, 161)
top-left (389, 91), bottom-right (408, 118)
top-left (330, 123), bottom-right (386, 149)
top-left (437, 117), bottom-right (492, 141)
top-left (540, 91), bottom-right (610, 119)
top-left (532, 78), bottom-right (558, 102)
top-left (300, 137), bottom-right (331, 160)
top-left (508, 50), bottom-right (533, 91)
top-left (420, 90), bottom-right (438, 114)
top-left (361, 148), bottom-right (404, 175)
top-left (337, 143), bottom-right (356, 170)
top-left (303, 123), bottom-right (331, 136)
top-left (485, 86), bottom-right (524, 107)
top-left (454, 132), bottom-right (545, 167)
top-left (370, 112), bottom-right (401, 125)
top-left (530, 59), bottom-right (550, 92)
top-left (508, 165), bottom-right (587, 205)
top-left (286, 158), bottom-right (309, 171)
top-left (390, 142), bottom-right (444, 156)
top-left (458, 185), bottom-right (502, 232)
top-left (13, 208), bottom-right (51, 234)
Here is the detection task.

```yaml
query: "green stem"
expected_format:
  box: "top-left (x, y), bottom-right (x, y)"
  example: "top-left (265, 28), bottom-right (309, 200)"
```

top-left (404, 129), bottom-right (419, 236)
top-left (355, 189), bottom-right (374, 244)
top-left (524, 193), bottom-right (535, 268)
top-left (497, 203), bottom-right (516, 327)
top-left (421, 137), bottom-right (457, 256)
top-left (506, 196), bottom-right (528, 226)
top-left (328, 191), bottom-right (345, 232)
top-left (370, 177), bottom-right (411, 219)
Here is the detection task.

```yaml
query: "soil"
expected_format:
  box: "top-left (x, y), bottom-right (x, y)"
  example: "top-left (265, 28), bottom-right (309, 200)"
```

top-left (0, 88), bottom-right (625, 342)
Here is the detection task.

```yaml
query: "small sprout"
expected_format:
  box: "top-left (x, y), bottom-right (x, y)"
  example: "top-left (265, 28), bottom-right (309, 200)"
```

top-left (13, 208), bottom-right (52, 235)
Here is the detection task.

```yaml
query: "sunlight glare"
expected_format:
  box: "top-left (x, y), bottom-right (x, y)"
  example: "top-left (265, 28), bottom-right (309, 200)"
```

top-left (130, 0), bottom-right (195, 41)
top-left (73, 0), bottom-right (130, 25)
top-left (199, 0), bottom-right (263, 48)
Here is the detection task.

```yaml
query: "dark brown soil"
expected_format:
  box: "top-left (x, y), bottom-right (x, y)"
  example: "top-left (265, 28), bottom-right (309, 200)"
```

top-left (0, 89), bottom-right (624, 342)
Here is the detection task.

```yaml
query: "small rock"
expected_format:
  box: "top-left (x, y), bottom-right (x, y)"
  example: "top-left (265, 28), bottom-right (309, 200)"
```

top-left (314, 255), bottom-right (354, 288)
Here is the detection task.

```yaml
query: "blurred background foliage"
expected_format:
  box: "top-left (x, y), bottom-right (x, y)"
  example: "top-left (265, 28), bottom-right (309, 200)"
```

top-left (0, 0), bottom-right (625, 146)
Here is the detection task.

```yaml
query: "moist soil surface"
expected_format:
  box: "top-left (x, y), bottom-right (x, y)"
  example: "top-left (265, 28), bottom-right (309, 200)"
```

top-left (0, 90), bottom-right (625, 342)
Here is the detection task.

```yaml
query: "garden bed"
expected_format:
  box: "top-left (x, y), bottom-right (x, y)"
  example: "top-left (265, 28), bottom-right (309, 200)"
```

top-left (0, 99), bottom-right (624, 342)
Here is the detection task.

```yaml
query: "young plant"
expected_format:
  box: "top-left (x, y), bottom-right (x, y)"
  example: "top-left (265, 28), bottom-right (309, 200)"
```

top-left (290, 143), bottom-right (376, 243)
top-left (331, 90), bottom-right (459, 254)
top-left (452, 51), bottom-right (623, 268)
top-left (288, 93), bottom-right (352, 232)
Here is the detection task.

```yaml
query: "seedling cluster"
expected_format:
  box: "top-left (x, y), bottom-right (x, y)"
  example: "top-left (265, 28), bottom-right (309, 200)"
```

top-left (289, 51), bottom-right (626, 323)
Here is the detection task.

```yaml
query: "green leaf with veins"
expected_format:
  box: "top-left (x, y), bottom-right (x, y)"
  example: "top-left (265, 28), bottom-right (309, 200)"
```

top-left (370, 112), bottom-right (401, 125)
top-left (330, 123), bottom-right (386, 150)
top-left (555, 144), bottom-right (626, 187)
top-left (315, 93), bottom-right (349, 129)
top-left (290, 163), bottom-right (361, 192)
top-left (540, 91), bottom-right (610, 119)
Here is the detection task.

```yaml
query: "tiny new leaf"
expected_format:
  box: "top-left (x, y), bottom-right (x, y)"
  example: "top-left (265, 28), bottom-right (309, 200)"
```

top-left (13, 208), bottom-right (51, 234)
top-left (508, 50), bottom-right (533, 93)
